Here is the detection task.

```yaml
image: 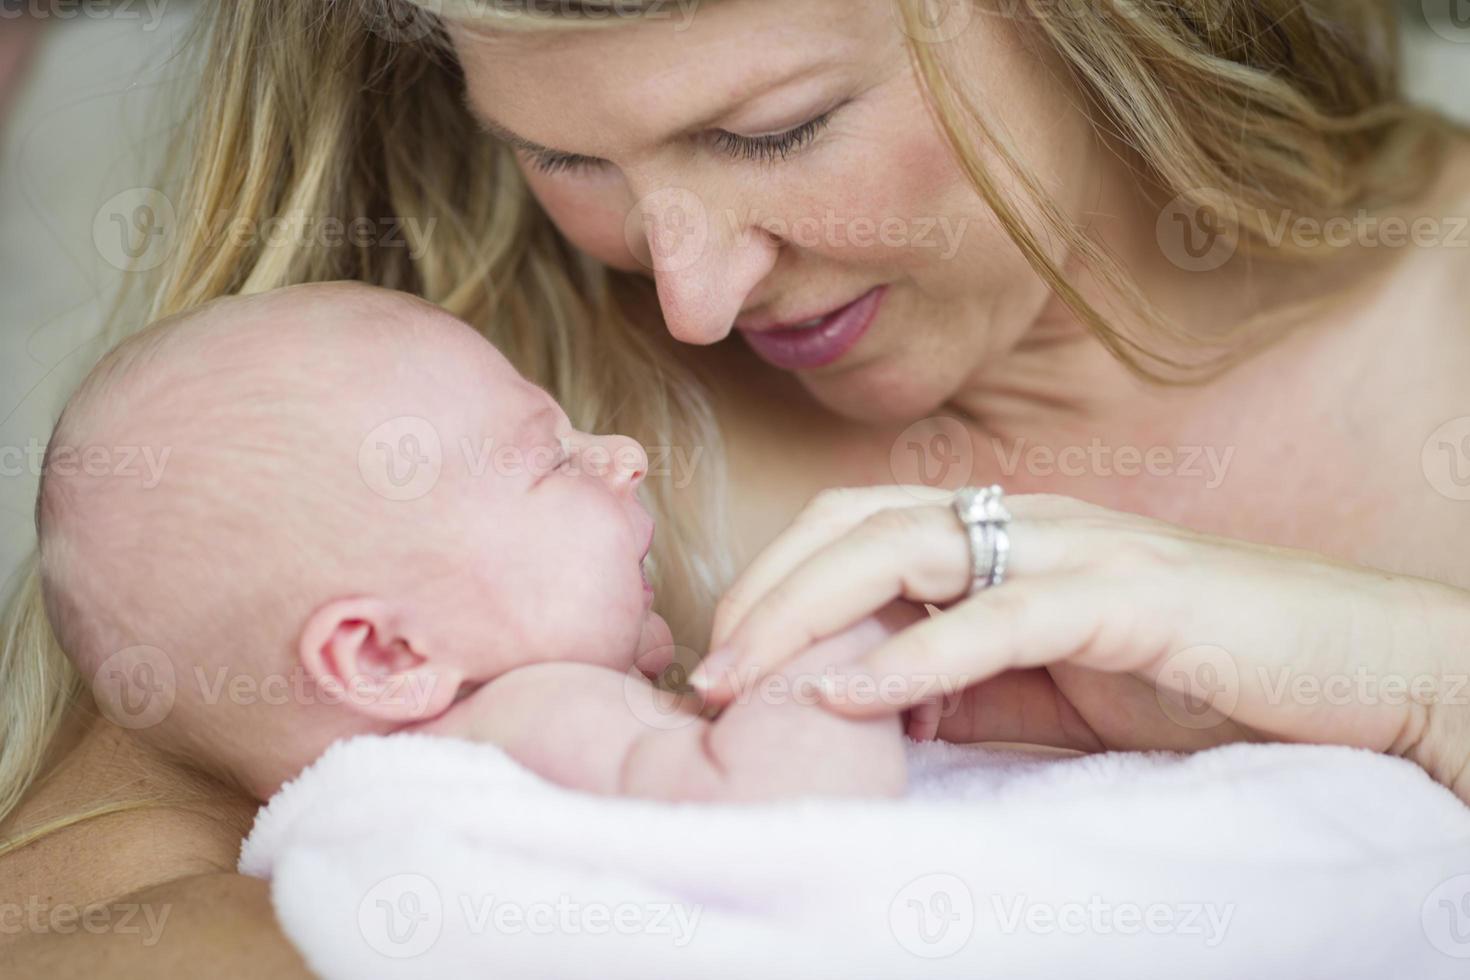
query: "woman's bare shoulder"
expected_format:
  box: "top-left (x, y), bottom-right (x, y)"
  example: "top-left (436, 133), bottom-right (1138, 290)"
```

top-left (0, 717), bottom-right (301, 974)
top-left (0, 798), bottom-right (311, 975)
top-left (0, 716), bottom-right (259, 923)
top-left (2, 870), bottom-right (312, 978)
top-left (0, 801), bottom-right (249, 913)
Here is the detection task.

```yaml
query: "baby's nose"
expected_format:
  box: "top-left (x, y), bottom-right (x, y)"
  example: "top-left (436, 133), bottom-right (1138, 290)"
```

top-left (591, 434), bottom-right (647, 491)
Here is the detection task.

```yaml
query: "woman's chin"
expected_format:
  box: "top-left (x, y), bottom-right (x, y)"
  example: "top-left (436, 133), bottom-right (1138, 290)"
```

top-left (798, 360), bottom-right (957, 425)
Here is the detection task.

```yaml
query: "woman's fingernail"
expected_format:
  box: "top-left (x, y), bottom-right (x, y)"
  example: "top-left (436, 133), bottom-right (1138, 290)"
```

top-left (689, 647), bottom-right (735, 691)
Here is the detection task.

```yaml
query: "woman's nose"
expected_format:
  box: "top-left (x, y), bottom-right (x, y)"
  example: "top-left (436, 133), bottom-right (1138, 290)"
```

top-left (626, 186), bottom-right (780, 346)
top-left (586, 434), bottom-right (647, 493)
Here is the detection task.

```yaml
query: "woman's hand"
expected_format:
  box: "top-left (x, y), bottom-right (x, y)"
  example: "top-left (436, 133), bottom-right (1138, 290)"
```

top-left (691, 487), bottom-right (1470, 801)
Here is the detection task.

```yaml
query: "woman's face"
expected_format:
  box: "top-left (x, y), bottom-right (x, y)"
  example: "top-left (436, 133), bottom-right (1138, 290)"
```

top-left (449, 0), bottom-right (1109, 423)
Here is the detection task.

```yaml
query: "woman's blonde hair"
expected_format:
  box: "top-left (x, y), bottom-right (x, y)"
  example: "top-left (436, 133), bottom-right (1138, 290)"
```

top-left (0, 0), bottom-right (1458, 844)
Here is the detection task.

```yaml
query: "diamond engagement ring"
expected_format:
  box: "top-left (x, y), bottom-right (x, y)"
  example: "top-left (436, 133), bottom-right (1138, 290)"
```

top-left (952, 484), bottom-right (1011, 595)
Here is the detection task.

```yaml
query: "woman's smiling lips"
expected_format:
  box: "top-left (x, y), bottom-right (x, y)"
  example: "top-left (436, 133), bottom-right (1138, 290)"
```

top-left (735, 286), bottom-right (886, 371)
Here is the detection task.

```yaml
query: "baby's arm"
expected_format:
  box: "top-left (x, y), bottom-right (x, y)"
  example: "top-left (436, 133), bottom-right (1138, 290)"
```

top-left (415, 603), bottom-right (925, 802)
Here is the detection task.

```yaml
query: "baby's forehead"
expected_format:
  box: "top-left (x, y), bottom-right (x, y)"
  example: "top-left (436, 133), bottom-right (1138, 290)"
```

top-left (296, 290), bottom-right (552, 431)
top-left (218, 284), bottom-right (524, 384)
top-left (166, 286), bottom-right (556, 482)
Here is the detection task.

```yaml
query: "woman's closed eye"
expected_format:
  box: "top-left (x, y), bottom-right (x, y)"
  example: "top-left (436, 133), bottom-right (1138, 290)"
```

top-left (524, 106), bottom-right (842, 176)
top-left (711, 106), bottom-right (839, 163)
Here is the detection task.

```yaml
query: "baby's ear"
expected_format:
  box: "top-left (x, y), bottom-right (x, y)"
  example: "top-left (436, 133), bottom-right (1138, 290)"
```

top-left (297, 597), bottom-right (462, 722)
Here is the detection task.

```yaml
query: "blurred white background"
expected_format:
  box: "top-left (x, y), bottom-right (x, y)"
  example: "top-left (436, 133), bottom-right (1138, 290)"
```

top-left (2, 2), bottom-right (1469, 597)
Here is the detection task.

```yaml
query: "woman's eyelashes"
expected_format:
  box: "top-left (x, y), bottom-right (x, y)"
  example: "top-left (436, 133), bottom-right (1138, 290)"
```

top-left (711, 107), bottom-right (838, 164)
top-left (527, 150), bottom-right (604, 177)
top-left (524, 106), bottom-right (842, 176)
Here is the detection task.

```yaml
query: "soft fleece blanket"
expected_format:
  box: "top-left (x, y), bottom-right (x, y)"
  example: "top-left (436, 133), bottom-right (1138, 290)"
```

top-left (240, 734), bottom-right (1470, 979)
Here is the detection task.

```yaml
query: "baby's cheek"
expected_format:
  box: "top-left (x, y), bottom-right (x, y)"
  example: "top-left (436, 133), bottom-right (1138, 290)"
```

top-left (538, 578), bottom-right (647, 669)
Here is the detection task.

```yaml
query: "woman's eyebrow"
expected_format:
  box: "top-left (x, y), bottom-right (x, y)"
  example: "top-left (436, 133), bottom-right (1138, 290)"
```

top-left (472, 111), bottom-right (558, 156)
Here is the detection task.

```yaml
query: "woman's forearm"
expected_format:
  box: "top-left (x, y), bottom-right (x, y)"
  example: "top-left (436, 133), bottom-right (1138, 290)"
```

top-left (2, 873), bottom-right (311, 979)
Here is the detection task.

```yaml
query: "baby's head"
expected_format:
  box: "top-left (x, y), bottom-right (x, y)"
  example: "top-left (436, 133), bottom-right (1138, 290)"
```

top-left (37, 282), bottom-right (669, 797)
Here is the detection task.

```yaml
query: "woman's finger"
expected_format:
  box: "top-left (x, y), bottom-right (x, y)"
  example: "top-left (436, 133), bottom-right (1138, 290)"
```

top-left (818, 574), bottom-right (1119, 716)
top-left (697, 502), bottom-right (1083, 700)
top-left (711, 491), bottom-right (1099, 654)
top-left (708, 486), bottom-right (940, 648)
top-left (694, 504), bottom-right (971, 700)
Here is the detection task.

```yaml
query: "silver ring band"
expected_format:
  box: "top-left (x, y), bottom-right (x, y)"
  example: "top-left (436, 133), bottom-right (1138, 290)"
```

top-left (952, 484), bottom-right (1011, 595)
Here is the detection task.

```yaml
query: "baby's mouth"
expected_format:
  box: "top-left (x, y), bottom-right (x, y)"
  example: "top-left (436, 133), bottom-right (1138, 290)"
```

top-left (639, 532), bottom-right (655, 598)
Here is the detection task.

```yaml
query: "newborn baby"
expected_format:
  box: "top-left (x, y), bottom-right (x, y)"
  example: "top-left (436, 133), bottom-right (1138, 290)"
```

top-left (36, 282), bottom-right (916, 803)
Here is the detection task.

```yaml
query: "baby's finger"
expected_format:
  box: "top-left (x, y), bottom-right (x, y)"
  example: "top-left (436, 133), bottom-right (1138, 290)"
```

top-left (905, 698), bottom-right (943, 741)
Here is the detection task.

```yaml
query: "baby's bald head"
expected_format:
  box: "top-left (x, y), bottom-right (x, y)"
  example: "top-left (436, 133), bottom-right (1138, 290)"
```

top-left (36, 283), bottom-right (490, 780)
top-left (36, 281), bottom-right (662, 797)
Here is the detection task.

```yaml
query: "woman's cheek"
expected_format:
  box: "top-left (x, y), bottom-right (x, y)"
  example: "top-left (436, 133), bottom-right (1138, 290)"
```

top-left (521, 166), bottom-right (644, 272)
